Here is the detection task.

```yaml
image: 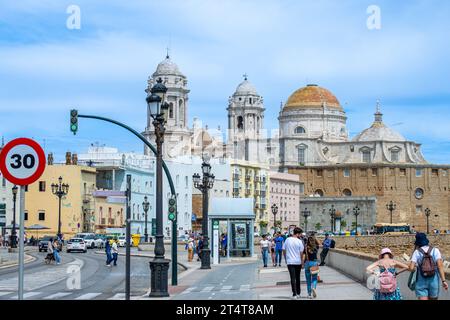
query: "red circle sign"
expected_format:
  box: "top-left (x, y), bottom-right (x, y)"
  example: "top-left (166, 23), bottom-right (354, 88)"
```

top-left (0, 138), bottom-right (46, 186)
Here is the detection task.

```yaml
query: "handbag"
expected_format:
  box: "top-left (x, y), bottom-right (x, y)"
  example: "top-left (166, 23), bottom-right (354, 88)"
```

top-left (408, 268), bottom-right (418, 291)
top-left (310, 264), bottom-right (320, 275)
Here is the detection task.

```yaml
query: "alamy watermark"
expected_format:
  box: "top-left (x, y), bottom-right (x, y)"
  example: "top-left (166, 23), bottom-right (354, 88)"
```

top-left (66, 4), bottom-right (81, 30)
top-left (367, 5), bottom-right (381, 30)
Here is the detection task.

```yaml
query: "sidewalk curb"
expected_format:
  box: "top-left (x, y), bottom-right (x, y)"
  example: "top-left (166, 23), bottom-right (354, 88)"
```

top-left (0, 254), bottom-right (36, 270)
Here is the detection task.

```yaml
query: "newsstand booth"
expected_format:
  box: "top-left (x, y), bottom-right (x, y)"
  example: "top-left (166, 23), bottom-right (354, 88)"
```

top-left (208, 198), bottom-right (255, 262)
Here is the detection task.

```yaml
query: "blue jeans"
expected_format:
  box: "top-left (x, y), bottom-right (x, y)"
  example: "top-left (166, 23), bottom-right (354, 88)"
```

top-left (275, 249), bottom-right (283, 265)
top-left (261, 248), bottom-right (269, 266)
top-left (112, 253), bottom-right (118, 266)
top-left (53, 249), bottom-right (61, 263)
top-left (106, 251), bottom-right (112, 264)
top-left (305, 260), bottom-right (318, 295)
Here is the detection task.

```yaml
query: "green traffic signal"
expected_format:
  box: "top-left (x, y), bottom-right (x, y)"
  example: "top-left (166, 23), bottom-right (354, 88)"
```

top-left (168, 197), bottom-right (176, 221)
top-left (70, 109), bottom-right (78, 135)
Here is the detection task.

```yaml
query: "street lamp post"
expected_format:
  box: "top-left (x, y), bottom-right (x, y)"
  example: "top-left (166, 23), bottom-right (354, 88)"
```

top-left (10, 185), bottom-right (18, 249)
top-left (386, 201), bottom-right (397, 224)
top-left (424, 208), bottom-right (431, 234)
top-left (353, 205), bottom-right (360, 236)
top-left (142, 196), bottom-right (150, 243)
top-left (329, 205), bottom-right (336, 233)
top-left (301, 208), bottom-right (311, 232)
top-left (51, 176), bottom-right (69, 240)
top-left (147, 78), bottom-right (171, 297)
top-left (193, 159), bottom-right (215, 270)
top-left (271, 204), bottom-right (278, 233)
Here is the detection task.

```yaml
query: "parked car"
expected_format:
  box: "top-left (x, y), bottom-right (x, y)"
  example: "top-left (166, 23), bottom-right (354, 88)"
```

top-left (117, 236), bottom-right (126, 247)
top-left (94, 235), bottom-right (105, 248)
top-left (83, 235), bottom-right (97, 249)
top-left (38, 236), bottom-right (53, 252)
top-left (66, 238), bottom-right (87, 253)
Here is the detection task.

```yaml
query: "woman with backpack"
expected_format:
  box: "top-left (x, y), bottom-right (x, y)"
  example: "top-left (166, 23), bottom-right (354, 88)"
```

top-left (366, 248), bottom-right (408, 300)
top-left (408, 233), bottom-right (448, 300)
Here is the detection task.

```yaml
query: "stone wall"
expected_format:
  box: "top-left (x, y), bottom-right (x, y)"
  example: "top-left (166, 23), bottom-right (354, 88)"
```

top-left (330, 234), bottom-right (450, 258)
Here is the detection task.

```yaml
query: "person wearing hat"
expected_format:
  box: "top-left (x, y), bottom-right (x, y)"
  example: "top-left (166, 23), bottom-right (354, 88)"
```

top-left (408, 233), bottom-right (448, 300)
top-left (366, 248), bottom-right (408, 300)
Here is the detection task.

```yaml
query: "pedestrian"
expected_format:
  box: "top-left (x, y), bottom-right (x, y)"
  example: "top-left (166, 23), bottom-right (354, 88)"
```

top-left (408, 233), bottom-right (448, 300)
top-left (52, 238), bottom-right (61, 265)
top-left (366, 248), bottom-right (408, 300)
top-left (105, 239), bottom-right (112, 266)
top-left (319, 233), bottom-right (332, 266)
top-left (187, 238), bottom-right (194, 262)
top-left (0, 234), bottom-right (3, 248)
top-left (260, 234), bottom-right (271, 268)
top-left (274, 233), bottom-right (284, 267)
top-left (45, 237), bottom-right (55, 264)
top-left (304, 234), bottom-right (321, 299)
top-left (111, 238), bottom-right (119, 266)
top-left (270, 237), bottom-right (276, 267)
top-left (221, 233), bottom-right (228, 257)
top-left (197, 236), bottom-right (204, 262)
top-left (282, 227), bottom-right (304, 299)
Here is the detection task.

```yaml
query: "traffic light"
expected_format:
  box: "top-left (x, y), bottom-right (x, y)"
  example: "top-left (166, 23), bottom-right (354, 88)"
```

top-left (70, 109), bottom-right (78, 135)
top-left (168, 197), bottom-right (176, 221)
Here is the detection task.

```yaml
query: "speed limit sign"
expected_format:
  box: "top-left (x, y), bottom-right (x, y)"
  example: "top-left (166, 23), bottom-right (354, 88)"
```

top-left (0, 138), bottom-right (46, 186)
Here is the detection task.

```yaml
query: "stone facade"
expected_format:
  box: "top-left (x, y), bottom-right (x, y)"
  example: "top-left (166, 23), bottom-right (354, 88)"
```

top-left (289, 165), bottom-right (450, 232)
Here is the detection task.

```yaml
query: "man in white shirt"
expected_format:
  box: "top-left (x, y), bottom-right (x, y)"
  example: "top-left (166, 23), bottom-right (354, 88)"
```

top-left (282, 227), bottom-right (305, 299)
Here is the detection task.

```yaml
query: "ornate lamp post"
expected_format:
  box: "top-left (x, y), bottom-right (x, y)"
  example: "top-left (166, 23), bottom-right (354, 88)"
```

top-left (142, 196), bottom-right (150, 243)
top-left (386, 201), bottom-right (396, 224)
top-left (10, 185), bottom-right (18, 249)
top-left (147, 78), bottom-right (171, 297)
top-left (301, 208), bottom-right (311, 232)
top-left (51, 176), bottom-right (69, 240)
top-left (353, 205), bottom-right (360, 236)
top-left (424, 208), bottom-right (431, 234)
top-left (193, 159), bottom-right (215, 269)
top-left (329, 205), bottom-right (336, 233)
top-left (271, 204), bottom-right (278, 233)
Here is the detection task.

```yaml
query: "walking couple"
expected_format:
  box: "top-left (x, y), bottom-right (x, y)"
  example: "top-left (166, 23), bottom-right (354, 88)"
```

top-left (105, 238), bottom-right (119, 266)
top-left (366, 232), bottom-right (448, 300)
top-left (283, 227), bottom-right (320, 299)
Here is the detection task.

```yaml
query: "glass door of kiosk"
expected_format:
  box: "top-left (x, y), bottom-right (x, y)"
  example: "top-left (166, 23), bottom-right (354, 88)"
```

top-left (230, 220), bottom-right (251, 257)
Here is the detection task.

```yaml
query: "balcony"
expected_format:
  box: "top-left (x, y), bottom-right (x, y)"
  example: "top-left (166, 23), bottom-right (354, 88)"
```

top-left (245, 189), bottom-right (251, 196)
top-left (245, 175), bottom-right (251, 181)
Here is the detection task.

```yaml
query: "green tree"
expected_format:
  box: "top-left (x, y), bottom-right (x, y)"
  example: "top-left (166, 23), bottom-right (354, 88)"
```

top-left (315, 222), bottom-right (322, 231)
top-left (341, 220), bottom-right (347, 230)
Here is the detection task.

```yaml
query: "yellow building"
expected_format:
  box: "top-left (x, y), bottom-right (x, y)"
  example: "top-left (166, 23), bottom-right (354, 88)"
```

top-left (231, 159), bottom-right (270, 233)
top-left (24, 162), bottom-right (96, 239)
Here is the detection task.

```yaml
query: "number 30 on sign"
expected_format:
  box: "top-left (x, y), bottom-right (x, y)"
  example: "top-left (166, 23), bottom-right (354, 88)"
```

top-left (0, 138), bottom-right (46, 186)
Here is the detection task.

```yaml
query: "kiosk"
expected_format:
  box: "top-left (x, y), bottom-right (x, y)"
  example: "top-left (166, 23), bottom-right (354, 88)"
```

top-left (208, 198), bottom-right (255, 261)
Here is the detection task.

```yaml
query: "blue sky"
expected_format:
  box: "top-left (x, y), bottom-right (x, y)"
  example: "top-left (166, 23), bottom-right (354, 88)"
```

top-left (0, 0), bottom-right (449, 163)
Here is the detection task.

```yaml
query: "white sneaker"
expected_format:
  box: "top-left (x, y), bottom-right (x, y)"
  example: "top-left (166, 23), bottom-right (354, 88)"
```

top-left (291, 295), bottom-right (297, 300)
top-left (295, 295), bottom-right (300, 300)
top-left (307, 295), bottom-right (313, 299)
top-left (312, 288), bottom-right (317, 298)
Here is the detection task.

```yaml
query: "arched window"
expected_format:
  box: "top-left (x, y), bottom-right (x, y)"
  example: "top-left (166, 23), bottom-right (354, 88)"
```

top-left (362, 150), bottom-right (371, 163)
top-left (237, 116), bottom-right (244, 130)
top-left (295, 126), bottom-right (306, 134)
top-left (297, 144), bottom-right (307, 165)
top-left (169, 102), bottom-right (174, 119)
top-left (314, 189), bottom-right (324, 197)
top-left (342, 189), bottom-right (352, 197)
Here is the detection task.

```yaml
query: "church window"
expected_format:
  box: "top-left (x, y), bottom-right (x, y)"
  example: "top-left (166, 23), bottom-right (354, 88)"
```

top-left (415, 188), bottom-right (424, 199)
top-left (389, 168), bottom-right (395, 176)
top-left (169, 103), bottom-right (174, 118)
top-left (237, 116), bottom-right (244, 130)
top-left (342, 189), bottom-right (352, 197)
top-left (360, 169), bottom-right (367, 177)
top-left (400, 169), bottom-right (406, 176)
top-left (249, 97), bottom-right (252, 104)
top-left (391, 150), bottom-right (399, 162)
top-left (298, 148), bottom-right (306, 164)
top-left (295, 126), bottom-right (306, 134)
top-left (432, 169), bottom-right (438, 177)
top-left (317, 169), bottom-right (323, 177)
top-left (343, 168), bottom-right (350, 177)
top-left (371, 168), bottom-right (378, 176)
top-left (299, 183), bottom-right (305, 194)
top-left (362, 150), bottom-right (371, 163)
top-left (416, 169), bottom-right (423, 177)
top-left (314, 189), bottom-right (324, 197)
top-left (416, 205), bottom-right (423, 214)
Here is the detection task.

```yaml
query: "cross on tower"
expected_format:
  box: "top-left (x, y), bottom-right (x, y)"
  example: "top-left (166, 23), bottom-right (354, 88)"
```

top-left (166, 47), bottom-right (170, 59)
top-left (243, 73), bottom-right (248, 81)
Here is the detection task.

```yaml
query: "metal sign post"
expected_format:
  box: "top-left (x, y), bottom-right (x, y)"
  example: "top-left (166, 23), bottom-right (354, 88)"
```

top-left (18, 186), bottom-right (25, 300)
top-left (125, 174), bottom-right (131, 300)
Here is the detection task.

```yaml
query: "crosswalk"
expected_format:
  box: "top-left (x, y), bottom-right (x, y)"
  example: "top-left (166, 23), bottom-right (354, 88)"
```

top-left (0, 291), bottom-right (137, 300)
top-left (180, 284), bottom-right (252, 294)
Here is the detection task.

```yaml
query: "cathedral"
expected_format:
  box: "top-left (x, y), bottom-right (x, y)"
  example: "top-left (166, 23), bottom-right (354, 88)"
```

top-left (142, 55), bottom-right (450, 232)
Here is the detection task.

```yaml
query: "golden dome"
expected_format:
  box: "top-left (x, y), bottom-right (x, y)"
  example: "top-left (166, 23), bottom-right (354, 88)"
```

top-left (284, 84), bottom-right (342, 111)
